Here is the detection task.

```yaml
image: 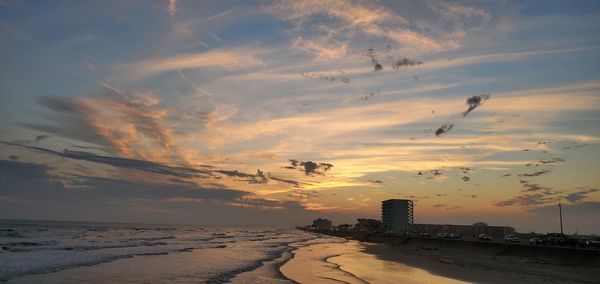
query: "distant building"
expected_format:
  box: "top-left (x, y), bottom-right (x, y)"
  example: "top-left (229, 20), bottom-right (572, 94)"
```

top-left (381, 199), bottom-right (414, 233)
top-left (380, 200), bottom-right (515, 238)
top-left (312, 218), bottom-right (333, 229)
top-left (354, 218), bottom-right (383, 232)
top-left (409, 222), bottom-right (515, 240)
top-left (336, 224), bottom-right (353, 231)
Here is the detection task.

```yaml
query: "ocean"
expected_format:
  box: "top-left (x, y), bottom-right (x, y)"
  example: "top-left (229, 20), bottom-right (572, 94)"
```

top-left (0, 220), bottom-right (328, 283)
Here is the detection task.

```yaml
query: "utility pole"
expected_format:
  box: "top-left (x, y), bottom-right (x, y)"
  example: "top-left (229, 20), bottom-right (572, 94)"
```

top-left (559, 203), bottom-right (563, 235)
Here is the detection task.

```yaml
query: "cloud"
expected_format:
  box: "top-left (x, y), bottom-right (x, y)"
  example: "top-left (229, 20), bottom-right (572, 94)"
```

top-left (494, 184), bottom-right (598, 207)
top-left (563, 187), bottom-right (599, 203)
top-left (0, 159), bottom-right (329, 227)
top-left (519, 170), bottom-right (551, 177)
top-left (289, 189), bottom-right (319, 199)
top-left (1, 141), bottom-right (209, 178)
top-left (303, 202), bottom-right (338, 211)
top-left (26, 84), bottom-right (193, 165)
top-left (493, 193), bottom-right (560, 207)
top-left (292, 36), bottom-right (348, 60)
top-left (215, 169), bottom-right (269, 185)
top-left (300, 71), bottom-right (350, 84)
top-left (521, 182), bottom-right (552, 192)
top-left (391, 57), bottom-right (423, 69)
top-left (538, 158), bottom-right (565, 164)
top-left (426, 1), bottom-right (491, 23)
top-left (269, 0), bottom-right (464, 59)
top-left (268, 0), bottom-right (393, 27)
top-left (366, 48), bottom-right (383, 72)
top-left (286, 159), bottom-right (334, 176)
top-left (462, 94), bottom-right (491, 117)
top-left (119, 48), bottom-right (265, 79)
top-left (268, 176), bottom-right (301, 187)
top-left (435, 123), bottom-right (454, 136)
top-left (361, 26), bottom-right (458, 54)
top-left (2, 141), bottom-right (303, 189)
top-left (167, 0), bottom-right (176, 17)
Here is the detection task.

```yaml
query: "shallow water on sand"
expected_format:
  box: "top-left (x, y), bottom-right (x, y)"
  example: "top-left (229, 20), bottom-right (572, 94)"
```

top-left (329, 247), bottom-right (468, 284)
top-left (280, 240), bottom-right (468, 284)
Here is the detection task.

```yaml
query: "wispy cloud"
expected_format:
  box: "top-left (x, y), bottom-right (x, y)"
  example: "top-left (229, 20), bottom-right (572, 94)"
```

top-left (118, 48), bottom-right (266, 79)
top-left (1, 141), bottom-right (209, 178)
top-left (426, 0), bottom-right (491, 23)
top-left (268, 0), bottom-right (469, 58)
top-left (167, 0), bottom-right (177, 17)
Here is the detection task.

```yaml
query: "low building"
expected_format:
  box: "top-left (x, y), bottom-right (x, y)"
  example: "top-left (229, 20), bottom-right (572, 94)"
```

top-left (336, 224), bottom-right (353, 231)
top-left (354, 218), bottom-right (383, 232)
top-left (409, 222), bottom-right (515, 240)
top-left (312, 218), bottom-right (333, 230)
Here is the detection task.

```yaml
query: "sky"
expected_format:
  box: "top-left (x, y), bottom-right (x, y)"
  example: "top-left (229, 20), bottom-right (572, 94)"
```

top-left (1, 0), bottom-right (599, 233)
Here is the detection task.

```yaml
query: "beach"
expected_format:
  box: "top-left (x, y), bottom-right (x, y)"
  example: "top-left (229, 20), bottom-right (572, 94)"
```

top-left (281, 236), bottom-right (600, 284)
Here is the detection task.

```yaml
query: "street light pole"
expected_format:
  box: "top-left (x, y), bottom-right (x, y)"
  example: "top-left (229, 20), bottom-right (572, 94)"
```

top-left (559, 203), bottom-right (563, 235)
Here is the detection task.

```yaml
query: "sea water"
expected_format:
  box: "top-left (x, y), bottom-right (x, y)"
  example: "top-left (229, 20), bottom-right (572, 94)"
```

top-left (0, 220), bottom-right (323, 283)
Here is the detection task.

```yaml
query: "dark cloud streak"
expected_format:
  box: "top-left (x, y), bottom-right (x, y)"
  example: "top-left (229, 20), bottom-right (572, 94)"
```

top-left (435, 123), bottom-right (453, 136)
top-left (462, 94), bottom-right (491, 117)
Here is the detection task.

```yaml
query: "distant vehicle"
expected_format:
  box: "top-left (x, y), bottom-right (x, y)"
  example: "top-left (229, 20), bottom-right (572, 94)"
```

top-left (437, 233), bottom-right (448, 238)
top-left (578, 238), bottom-right (590, 248)
top-left (504, 235), bottom-right (520, 243)
top-left (448, 233), bottom-right (461, 239)
top-left (418, 232), bottom-right (431, 237)
top-left (562, 238), bottom-right (580, 248)
top-left (529, 237), bottom-right (543, 245)
top-left (543, 236), bottom-right (561, 246)
top-left (478, 234), bottom-right (492, 241)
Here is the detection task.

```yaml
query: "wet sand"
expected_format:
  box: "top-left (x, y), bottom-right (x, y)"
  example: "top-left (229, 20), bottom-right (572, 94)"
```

top-left (281, 239), bottom-right (600, 284)
top-left (280, 241), bottom-right (368, 283)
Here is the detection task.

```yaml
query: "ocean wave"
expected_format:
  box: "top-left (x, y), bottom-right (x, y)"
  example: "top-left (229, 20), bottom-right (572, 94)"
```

top-left (0, 242), bottom-right (232, 281)
top-left (53, 241), bottom-right (168, 252)
top-left (0, 253), bottom-right (134, 282)
top-left (206, 247), bottom-right (291, 284)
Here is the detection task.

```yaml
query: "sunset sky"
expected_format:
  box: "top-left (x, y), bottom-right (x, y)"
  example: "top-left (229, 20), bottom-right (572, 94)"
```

top-left (1, 0), bottom-right (599, 233)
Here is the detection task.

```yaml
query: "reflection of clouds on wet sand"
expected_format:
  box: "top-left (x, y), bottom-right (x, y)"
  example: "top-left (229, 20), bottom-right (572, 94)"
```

top-left (328, 244), bottom-right (466, 284)
top-left (282, 240), bottom-right (466, 284)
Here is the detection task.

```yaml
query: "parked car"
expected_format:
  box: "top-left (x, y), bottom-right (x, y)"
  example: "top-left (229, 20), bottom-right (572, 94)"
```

top-left (478, 234), bottom-right (492, 241)
top-left (589, 240), bottom-right (600, 249)
top-left (529, 237), bottom-right (543, 245)
top-left (504, 235), bottom-right (520, 243)
top-left (578, 238), bottom-right (590, 248)
top-left (418, 232), bottom-right (431, 237)
top-left (448, 233), bottom-right (461, 239)
top-left (437, 233), bottom-right (448, 238)
top-left (543, 236), bottom-right (561, 246)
